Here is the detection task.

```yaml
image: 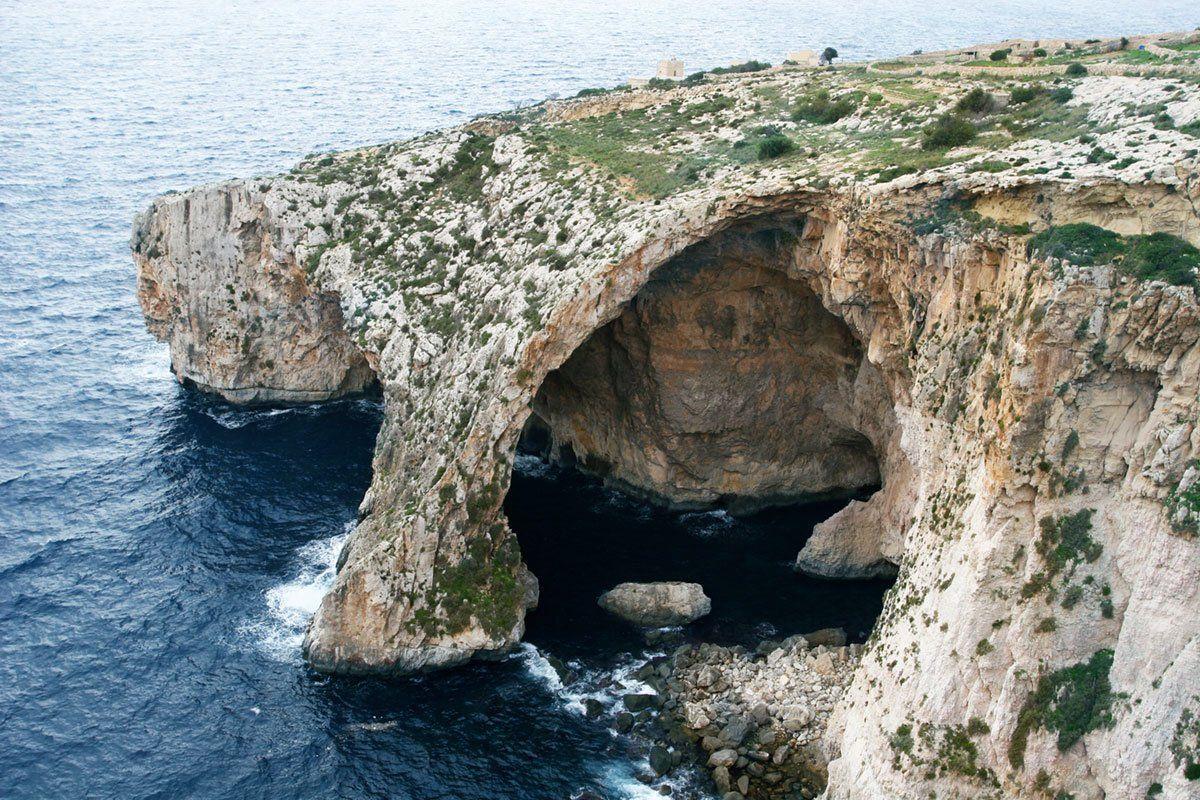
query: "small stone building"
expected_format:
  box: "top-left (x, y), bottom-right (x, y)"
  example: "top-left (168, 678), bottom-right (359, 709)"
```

top-left (786, 50), bottom-right (820, 67)
top-left (657, 58), bottom-right (684, 79)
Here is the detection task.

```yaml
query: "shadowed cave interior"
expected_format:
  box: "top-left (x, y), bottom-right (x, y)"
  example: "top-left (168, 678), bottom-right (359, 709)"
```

top-left (506, 221), bottom-right (896, 649)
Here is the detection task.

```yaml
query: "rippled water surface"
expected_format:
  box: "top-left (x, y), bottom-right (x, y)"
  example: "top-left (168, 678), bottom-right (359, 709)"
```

top-left (2, 2), bottom-right (1198, 798)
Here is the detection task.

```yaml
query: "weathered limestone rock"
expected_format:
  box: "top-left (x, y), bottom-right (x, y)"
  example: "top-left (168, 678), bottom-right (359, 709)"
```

top-left (133, 183), bottom-right (375, 403)
top-left (532, 229), bottom-right (884, 510)
top-left (134, 37), bottom-right (1200, 800)
top-left (662, 638), bottom-right (860, 798)
top-left (598, 581), bottom-right (712, 627)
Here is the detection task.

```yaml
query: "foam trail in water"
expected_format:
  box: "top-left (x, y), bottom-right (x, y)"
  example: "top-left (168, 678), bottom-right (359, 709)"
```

top-left (203, 406), bottom-right (295, 430)
top-left (244, 523), bottom-right (351, 661)
top-left (515, 642), bottom-right (566, 691)
top-left (513, 643), bottom-right (663, 717)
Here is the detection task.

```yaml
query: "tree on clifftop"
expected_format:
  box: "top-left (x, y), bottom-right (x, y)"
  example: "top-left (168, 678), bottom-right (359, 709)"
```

top-left (821, 47), bottom-right (839, 65)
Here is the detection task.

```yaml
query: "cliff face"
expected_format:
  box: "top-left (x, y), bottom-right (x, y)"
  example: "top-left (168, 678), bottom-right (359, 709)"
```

top-left (134, 43), bottom-right (1200, 800)
top-left (133, 182), bottom-right (375, 403)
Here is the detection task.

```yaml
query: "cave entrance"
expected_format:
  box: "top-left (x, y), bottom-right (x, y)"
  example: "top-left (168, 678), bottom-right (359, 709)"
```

top-left (521, 221), bottom-right (887, 514)
top-left (505, 219), bottom-right (897, 655)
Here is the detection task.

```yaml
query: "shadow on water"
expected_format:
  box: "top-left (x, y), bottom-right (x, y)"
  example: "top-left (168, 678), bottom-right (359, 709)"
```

top-left (507, 455), bottom-right (893, 666)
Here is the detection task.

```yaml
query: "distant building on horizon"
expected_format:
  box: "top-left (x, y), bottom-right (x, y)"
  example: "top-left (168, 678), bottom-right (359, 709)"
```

top-left (786, 50), bottom-right (820, 67)
top-left (657, 58), bottom-right (684, 79)
top-left (630, 57), bottom-right (685, 88)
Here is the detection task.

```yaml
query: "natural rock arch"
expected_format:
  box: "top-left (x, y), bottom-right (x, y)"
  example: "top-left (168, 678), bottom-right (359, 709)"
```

top-left (300, 198), bottom-right (925, 678)
top-left (133, 54), bottom-right (1200, 797)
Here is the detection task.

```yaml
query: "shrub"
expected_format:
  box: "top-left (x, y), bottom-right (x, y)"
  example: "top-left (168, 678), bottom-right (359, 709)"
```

top-left (681, 71), bottom-right (707, 86)
top-left (1031, 226), bottom-right (1197, 286)
top-left (956, 87), bottom-right (995, 114)
top-left (1009, 649), bottom-right (1117, 767)
top-left (922, 114), bottom-right (977, 150)
top-left (876, 164), bottom-right (919, 183)
top-left (1049, 86), bottom-right (1074, 104)
top-left (890, 723), bottom-right (914, 754)
top-left (1010, 85), bottom-right (1043, 104)
top-left (792, 89), bottom-right (857, 124)
top-left (1122, 232), bottom-right (1200, 287)
top-left (711, 60), bottom-right (771, 75)
top-left (1029, 223), bottom-right (1125, 266)
top-left (1034, 47), bottom-right (1048, 57)
top-left (757, 134), bottom-right (794, 159)
top-left (990, 48), bottom-right (1011, 62)
top-left (822, 46), bottom-right (839, 63)
top-left (1066, 62), bottom-right (1089, 77)
top-left (967, 717), bottom-right (991, 736)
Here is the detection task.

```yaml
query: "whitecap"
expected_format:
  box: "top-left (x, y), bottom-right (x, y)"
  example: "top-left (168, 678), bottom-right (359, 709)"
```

top-left (241, 523), bottom-right (351, 662)
top-left (513, 453), bottom-right (553, 478)
top-left (513, 644), bottom-right (664, 717)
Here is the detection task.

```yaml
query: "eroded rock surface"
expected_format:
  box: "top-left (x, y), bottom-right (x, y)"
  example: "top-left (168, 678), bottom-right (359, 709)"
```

top-left (134, 183), bottom-right (375, 403)
top-left (134, 33), bottom-right (1200, 800)
top-left (533, 228), bottom-right (885, 510)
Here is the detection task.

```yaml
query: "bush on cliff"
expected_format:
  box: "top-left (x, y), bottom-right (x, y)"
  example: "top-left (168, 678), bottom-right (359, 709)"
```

top-left (1031, 224), bottom-right (1199, 287)
top-left (921, 114), bottom-right (977, 149)
top-left (792, 89), bottom-right (857, 124)
top-left (1008, 649), bottom-right (1118, 769)
top-left (1066, 62), bottom-right (1089, 77)
top-left (1122, 232), bottom-right (1200, 287)
top-left (1029, 223), bottom-right (1126, 267)
top-left (757, 134), bottom-right (794, 160)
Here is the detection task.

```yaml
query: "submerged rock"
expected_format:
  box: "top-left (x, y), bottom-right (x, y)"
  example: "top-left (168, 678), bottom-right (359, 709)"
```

top-left (623, 693), bottom-right (659, 712)
top-left (598, 582), bottom-right (712, 627)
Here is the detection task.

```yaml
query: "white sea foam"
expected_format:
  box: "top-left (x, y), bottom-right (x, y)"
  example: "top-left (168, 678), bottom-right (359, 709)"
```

top-left (203, 406), bottom-right (295, 430)
top-left (513, 643), bottom-right (663, 717)
top-left (513, 453), bottom-right (554, 478)
top-left (243, 523), bottom-right (351, 662)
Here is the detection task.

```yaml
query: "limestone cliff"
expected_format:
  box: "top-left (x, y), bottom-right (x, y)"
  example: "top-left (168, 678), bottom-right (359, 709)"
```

top-left (134, 33), bottom-right (1200, 800)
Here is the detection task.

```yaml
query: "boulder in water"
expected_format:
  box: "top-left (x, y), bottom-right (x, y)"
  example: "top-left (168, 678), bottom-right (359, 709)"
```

top-left (598, 582), bottom-right (711, 627)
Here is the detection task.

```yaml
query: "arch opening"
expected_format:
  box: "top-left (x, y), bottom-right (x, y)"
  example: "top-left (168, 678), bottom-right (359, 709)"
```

top-left (519, 220), bottom-right (890, 516)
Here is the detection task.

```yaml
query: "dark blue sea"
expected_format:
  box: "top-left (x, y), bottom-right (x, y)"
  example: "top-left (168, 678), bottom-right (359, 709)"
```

top-left (2, 2), bottom-right (1197, 798)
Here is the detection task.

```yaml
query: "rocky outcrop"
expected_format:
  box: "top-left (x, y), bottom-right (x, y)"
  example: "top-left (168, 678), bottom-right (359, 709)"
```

top-left (598, 582), bottom-right (712, 627)
top-left (134, 36), bottom-right (1200, 800)
top-left (133, 183), bottom-right (375, 403)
